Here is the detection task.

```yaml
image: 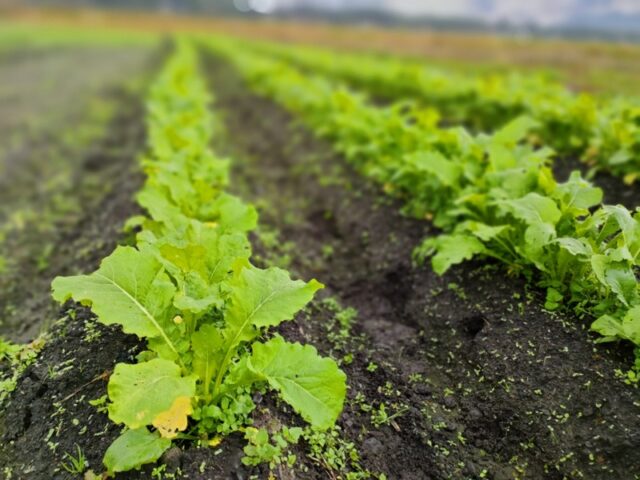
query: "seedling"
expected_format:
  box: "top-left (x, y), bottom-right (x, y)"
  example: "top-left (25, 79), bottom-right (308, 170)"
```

top-left (61, 445), bottom-right (87, 475)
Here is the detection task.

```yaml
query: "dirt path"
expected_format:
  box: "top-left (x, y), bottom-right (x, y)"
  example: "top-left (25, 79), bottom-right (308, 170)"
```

top-left (0, 45), bottom-right (156, 341)
top-left (205, 54), bottom-right (640, 480)
top-left (0, 43), bottom-right (163, 477)
top-left (0, 46), bottom-right (150, 137)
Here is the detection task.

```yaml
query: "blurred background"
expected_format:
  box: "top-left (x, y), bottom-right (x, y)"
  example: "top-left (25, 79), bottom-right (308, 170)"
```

top-left (5, 0), bottom-right (640, 40)
top-left (1, 0), bottom-right (638, 39)
top-left (2, 0), bottom-right (640, 96)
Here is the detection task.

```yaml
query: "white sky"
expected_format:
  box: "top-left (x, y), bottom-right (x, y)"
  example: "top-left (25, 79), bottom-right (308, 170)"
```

top-left (260, 0), bottom-right (640, 26)
top-left (386, 0), bottom-right (640, 25)
top-left (384, 0), bottom-right (476, 17)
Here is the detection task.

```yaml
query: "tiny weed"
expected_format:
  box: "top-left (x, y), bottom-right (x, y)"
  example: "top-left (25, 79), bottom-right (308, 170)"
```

top-left (61, 444), bottom-right (88, 475)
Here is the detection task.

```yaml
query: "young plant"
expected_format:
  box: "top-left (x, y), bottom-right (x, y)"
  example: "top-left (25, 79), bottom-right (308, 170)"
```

top-left (51, 40), bottom-right (346, 474)
top-left (61, 445), bottom-right (88, 475)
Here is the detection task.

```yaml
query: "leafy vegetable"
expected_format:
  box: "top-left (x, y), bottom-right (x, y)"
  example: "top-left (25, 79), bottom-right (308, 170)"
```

top-left (107, 359), bottom-right (196, 431)
top-left (209, 38), bottom-right (640, 372)
top-left (234, 37), bottom-right (640, 180)
top-left (52, 39), bottom-right (346, 474)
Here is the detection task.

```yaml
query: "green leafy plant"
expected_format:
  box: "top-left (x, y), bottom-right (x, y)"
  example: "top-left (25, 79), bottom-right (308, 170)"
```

top-left (304, 426), bottom-right (385, 479)
top-left (209, 38), bottom-right (640, 372)
top-left (241, 426), bottom-right (302, 468)
top-left (234, 37), bottom-right (640, 180)
top-left (51, 39), bottom-right (346, 474)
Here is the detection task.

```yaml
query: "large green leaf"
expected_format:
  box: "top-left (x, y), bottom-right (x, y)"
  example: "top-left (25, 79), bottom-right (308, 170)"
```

top-left (223, 266), bottom-right (323, 347)
top-left (492, 116), bottom-right (538, 146)
top-left (458, 221), bottom-right (508, 242)
top-left (591, 255), bottom-right (638, 306)
top-left (405, 151), bottom-right (461, 187)
top-left (211, 266), bottom-right (323, 397)
top-left (591, 306), bottom-right (640, 345)
top-left (104, 428), bottom-right (171, 474)
top-left (487, 144), bottom-right (516, 171)
top-left (556, 237), bottom-right (593, 257)
top-left (521, 223), bottom-right (557, 269)
top-left (108, 358), bottom-right (196, 429)
top-left (208, 193), bottom-right (258, 233)
top-left (52, 246), bottom-right (178, 355)
top-left (137, 185), bottom-right (189, 231)
top-left (158, 231), bottom-right (251, 315)
top-left (428, 234), bottom-right (486, 275)
top-left (504, 193), bottom-right (561, 264)
top-left (248, 336), bottom-right (346, 429)
top-left (554, 171), bottom-right (603, 214)
top-left (504, 192), bottom-right (561, 227)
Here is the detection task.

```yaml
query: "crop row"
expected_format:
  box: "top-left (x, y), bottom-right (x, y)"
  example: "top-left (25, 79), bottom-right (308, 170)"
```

top-left (209, 38), bottom-right (640, 376)
top-left (51, 40), bottom-right (346, 474)
top-left (233, 38), bottom-right (640, 181)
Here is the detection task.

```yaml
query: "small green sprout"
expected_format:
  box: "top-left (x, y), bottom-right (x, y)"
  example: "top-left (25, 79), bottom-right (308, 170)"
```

top-left (61, 445), bottom-right (88, 475)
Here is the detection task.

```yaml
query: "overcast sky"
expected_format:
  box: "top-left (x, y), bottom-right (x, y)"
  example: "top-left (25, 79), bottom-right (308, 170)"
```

top-left (385, 0), bottom-right (640, 26)
top-left (244, 0), bottom-right (640, 27)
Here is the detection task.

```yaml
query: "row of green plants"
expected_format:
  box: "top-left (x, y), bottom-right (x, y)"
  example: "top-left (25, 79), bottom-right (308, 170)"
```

top-left (209, 39), bottom-right (640, 375)
top-left (52, 40), bottom-right (346, 475)
top-left (233, 38), bottom-right (640, 181)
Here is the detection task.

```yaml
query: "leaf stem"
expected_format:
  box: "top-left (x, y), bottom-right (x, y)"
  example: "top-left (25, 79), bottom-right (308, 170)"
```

top-left (211, 348), bottom-right (234, 400)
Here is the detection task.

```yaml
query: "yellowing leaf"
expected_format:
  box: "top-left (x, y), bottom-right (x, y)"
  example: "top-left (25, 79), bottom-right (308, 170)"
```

top-left (152, 396), bottom-right (193, 439)
top-left (108, 359), bottom-right (196, 430)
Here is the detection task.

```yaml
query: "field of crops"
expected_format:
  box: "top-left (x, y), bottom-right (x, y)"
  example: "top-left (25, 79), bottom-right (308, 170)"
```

top-left (1, 17), bottom-right (640, 480)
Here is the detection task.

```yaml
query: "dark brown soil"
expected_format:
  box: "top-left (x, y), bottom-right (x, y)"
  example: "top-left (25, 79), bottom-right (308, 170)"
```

top-left (0, 90), bottom-right (146, 342)
top-left (0, 45), bottom-right (157, 341)
top-left (1, 49), bottom-right (639, 480)
top-left (0, 45), bottom-right (159, 478)
top-left (0, 77), bottom-right (150, 480)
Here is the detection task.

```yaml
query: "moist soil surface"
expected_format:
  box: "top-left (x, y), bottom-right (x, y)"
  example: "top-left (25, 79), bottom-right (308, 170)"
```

top-left (0, 45), bottom-right (153, 477)
top-left (0, 90), bottom-right (147, 342)
top-left (0, 44), bottom-right (156, 341)
top-left (1, 51), bottom-right (639, 480)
